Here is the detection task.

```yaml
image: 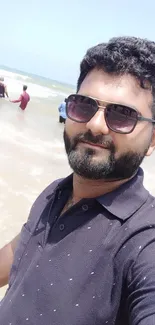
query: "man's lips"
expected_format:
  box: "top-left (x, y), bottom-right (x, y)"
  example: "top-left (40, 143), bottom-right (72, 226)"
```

top-left (79, 141), bottom-right (109, 149)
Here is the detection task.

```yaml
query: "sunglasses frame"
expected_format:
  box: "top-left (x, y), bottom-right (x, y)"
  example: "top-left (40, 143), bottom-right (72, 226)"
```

top-left (65, 94), bottom-right (155, 134)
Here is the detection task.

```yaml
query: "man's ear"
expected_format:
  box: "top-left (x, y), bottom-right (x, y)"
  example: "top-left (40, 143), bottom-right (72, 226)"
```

top-left (146, 127), bottom-right (155, 156)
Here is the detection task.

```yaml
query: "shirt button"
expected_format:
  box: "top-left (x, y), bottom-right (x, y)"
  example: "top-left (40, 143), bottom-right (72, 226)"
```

top-left (82, 204), bottom-right (88, 211)
top-left (59, 224), bottom-right (65, 231)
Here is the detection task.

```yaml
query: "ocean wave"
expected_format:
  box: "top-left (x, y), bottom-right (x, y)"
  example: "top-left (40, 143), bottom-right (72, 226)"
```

top-left (0, 69), bottom-right (31, 81)
top-left (0, 69), bottom-right (69, 99)
top-left (0, 122), bottom-right (65, 158)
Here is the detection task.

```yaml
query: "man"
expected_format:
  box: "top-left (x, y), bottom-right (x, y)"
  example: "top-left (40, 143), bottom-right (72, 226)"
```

top-left (0, 36), bottom-right (155, 324)
top-left (0, 77), bottom-right (9, 98)
top-left (58, 100), bottom-right (67, 123)
top-left (10, 85), bottom-right (30, 110)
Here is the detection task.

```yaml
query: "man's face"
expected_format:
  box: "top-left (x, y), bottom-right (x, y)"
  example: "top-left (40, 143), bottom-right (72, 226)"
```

top-left (64, 69), bottom-right (155, 180)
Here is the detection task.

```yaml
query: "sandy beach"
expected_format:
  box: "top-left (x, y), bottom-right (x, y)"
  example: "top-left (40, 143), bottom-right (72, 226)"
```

top-left (0, 68), bottom-right (155, 298)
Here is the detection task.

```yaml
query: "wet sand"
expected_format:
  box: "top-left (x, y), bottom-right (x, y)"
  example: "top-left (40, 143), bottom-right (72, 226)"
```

top-left (0, 98), bottom-right (155, 298)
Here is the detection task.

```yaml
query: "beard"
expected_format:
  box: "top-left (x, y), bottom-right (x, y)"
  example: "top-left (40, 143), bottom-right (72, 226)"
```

top-left (63, 129), bottom-right (149, 181)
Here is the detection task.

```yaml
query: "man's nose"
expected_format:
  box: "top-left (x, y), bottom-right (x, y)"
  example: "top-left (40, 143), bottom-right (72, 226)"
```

top-left (86, 110), bottom-right (110, 135)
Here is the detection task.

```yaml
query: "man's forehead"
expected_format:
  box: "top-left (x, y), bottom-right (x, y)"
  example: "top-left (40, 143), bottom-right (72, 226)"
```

top-left (80, 69), bottom-right (143, 93)
top-left (79, 69), bottom-right (153, 112)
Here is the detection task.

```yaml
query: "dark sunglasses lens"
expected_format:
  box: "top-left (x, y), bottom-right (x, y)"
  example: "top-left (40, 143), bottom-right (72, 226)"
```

top-left (66, 95), bottom-right (97, 122)
top-left (105, 104), bottom-right (138, 133)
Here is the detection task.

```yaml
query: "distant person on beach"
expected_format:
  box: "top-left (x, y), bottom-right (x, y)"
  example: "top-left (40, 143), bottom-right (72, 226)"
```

top-left (58, 100), bottom-right (66, 123)
top-left (0, 77), bottom-right (9, 98)
top-left (10, 85), bottom-right (30, 110)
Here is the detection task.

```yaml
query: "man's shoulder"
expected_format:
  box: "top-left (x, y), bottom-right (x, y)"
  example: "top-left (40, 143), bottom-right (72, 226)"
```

top-left (39, 178), bottom-right (64, 199)
top-left (122, 192), bottom-right (155, 248)
top-left (25, 178), bottom-right (64, 233)
top-left (136, 190), bottom-right (155, 218)
top-left (33, 178), bottom-right (64, 206)
top-left (28, 174), bottom-right (72, 221)
top-left (23, 92), bottom-right (29, 98)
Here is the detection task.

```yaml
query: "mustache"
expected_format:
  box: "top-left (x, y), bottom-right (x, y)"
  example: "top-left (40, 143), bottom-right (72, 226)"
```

top-left (71, 130), bottom-right (115, 152)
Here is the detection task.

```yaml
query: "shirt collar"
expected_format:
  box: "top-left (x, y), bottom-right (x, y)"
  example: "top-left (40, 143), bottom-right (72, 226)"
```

top-left (97, 167), bottom-right (149, 221)
top-left (51, 168), bottom-right (149, 221)
top-left (57, 174), bottom-right (73, 190)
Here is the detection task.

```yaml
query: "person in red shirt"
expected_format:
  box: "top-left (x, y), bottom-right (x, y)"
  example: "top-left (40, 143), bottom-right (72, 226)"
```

top-left (10, 85), bottom-right (30, 110)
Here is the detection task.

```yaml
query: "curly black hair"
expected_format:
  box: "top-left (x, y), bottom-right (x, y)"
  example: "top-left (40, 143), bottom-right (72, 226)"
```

top-left (77, 36), bottom-right (155, 117)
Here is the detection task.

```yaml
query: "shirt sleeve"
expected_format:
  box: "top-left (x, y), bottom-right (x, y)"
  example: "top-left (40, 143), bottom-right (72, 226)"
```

top-left (58, 105), bottom-right (62, 112)
top-left (127, 240), bottom-right (155, 325)
top-left (11, 95), bottom-right (22, 103)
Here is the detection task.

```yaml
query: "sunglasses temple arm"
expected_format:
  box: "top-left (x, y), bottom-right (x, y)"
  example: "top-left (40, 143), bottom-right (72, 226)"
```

top-left (139, 116), bottom-right (155, 123)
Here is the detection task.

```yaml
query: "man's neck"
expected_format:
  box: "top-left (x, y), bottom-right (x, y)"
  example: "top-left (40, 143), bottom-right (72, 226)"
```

top-left (72, 173), bottom-right (132, 203)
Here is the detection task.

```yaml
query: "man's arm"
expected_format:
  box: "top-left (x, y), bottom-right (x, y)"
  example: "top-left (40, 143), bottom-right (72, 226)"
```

top-left (0, 234), bottom-right (20, 287)
top-left (58, 104), bottom-right (62, 112)
top-left (10, 95), bottom-right (22, 103)
top-left (127, 239), bottom-right (155, 324)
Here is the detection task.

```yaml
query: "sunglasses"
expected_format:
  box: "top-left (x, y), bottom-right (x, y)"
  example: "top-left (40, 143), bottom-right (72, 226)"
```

top-left (65, 94), bottom-right (155, 134)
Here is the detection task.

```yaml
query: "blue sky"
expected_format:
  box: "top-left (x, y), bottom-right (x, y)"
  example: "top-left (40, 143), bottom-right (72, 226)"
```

top-left (1, 0), bottom-right (155, 84)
